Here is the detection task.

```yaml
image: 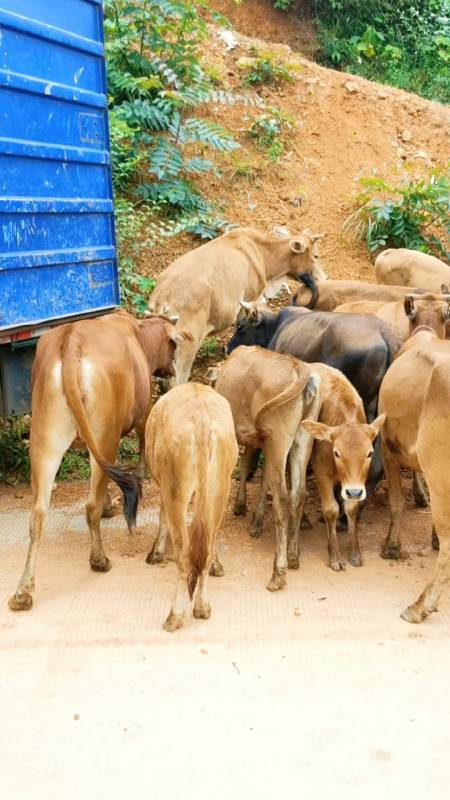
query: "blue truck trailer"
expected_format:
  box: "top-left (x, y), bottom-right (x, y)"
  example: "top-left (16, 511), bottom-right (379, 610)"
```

top-left (0, 0), bottom-right (119, 414)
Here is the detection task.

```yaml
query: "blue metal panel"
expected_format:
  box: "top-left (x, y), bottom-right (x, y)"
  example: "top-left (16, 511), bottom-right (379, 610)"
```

top-left (0, 0), bottom-right (119, 332)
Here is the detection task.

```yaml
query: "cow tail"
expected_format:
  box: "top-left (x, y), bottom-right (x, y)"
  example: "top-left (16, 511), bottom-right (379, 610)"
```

top-left (295, 273), bottom-right (319, 309)
top-left (61, 329), bottom-right (141, 531)
top-left (254, 367), bottom-right (314, 438)
top-left (187, 430), bottom-right (210, 599)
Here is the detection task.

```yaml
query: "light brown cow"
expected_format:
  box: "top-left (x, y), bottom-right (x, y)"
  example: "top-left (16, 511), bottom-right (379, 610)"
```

top-left (293, 276), bottom-right (422, 311)
top-left (232, 362), bottom-right (384, 572)
top-left (335, 291), bottom-right (450, 343)
top-left (375, 248), bottom-right (450, 293)
top-left (215, 345), bottom-right (321, 591)
top-left (8, 311), bottom-right (185, 612)
top-left (144, 383), bottom-right (238, 632)
top-left (379, 329), bottom-right (450, 623)
top-left (147, 226), bottom-right (325, 383)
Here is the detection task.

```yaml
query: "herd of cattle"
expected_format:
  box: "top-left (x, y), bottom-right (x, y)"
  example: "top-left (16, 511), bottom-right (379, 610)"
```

top-left (8, 226), bottom-right (450, 631)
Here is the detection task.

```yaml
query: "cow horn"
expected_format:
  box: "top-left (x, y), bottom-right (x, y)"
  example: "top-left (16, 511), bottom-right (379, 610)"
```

top-left (144, 310), bottom-right (153, 318)
top-left (311, 232), bottom-right (325, 243)
top-left (239, 300), bottom-right (252, 311)
top-left (169, 314), bottom-right (179, 324)
top-left (442, 283), bottom-right (450, 294)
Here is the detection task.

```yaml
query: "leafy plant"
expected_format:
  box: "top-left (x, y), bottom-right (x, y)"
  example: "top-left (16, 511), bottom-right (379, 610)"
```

top-left (199, 337), bottom-right (219, 358)
top-left (344, 169), bottom-right (450, 255)
top-left (239, 51), bottom-right (301, 86)
top-left (247, 107), bottom-right (296, 161)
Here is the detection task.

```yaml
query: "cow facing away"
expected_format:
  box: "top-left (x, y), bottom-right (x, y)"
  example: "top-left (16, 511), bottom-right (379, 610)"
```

top-left (216, 345), bottom-right (321, 591)
top-left (292, 274), bottom-right (422, 311)
top-left (379, 330), bottom-right (450, 623)
top-left (375, 248), bottom-right (450, 293)
top-left (147, 226), bottom-right (325, 384)
top-left (9, 311), bottom-right (183, 612)
top-left (144, 384), bottom-right (238, 632)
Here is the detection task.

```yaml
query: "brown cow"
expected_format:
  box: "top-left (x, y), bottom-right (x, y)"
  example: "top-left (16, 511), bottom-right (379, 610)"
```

top-left (215, 345), bottom-right (321, 591)
top-left (335, 290), bottom-right (450, 343)
top-left (375, 248), bottom-right (450, 293)
top-left (379, 329), bottom-right (450, 622)
top-left (8, 311), bottom-right (186, 612)
top-left (293, 276), bottom-right (422, 311)
top-left (232, 362), bottom-right (384, 571)
top-left (144, 383), bottom-right (237, 632)
top-left (147, 226), bottom-right (325, 383)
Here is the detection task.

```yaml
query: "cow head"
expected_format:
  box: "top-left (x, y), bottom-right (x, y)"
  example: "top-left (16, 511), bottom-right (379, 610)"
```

top-left (404, 290), bottom-right (450, 339)
top-left (227, 304), bottom-right (277, 354)
top-left (138, 316), bottom-right (192, 378)
top-left (273, 227), bottom-right (326, 282)
top-left (302, 415), bottom-right (385, 501)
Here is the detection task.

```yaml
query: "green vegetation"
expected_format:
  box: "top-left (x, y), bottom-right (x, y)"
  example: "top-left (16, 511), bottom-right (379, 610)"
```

top-left (199, 337), bottom-right (219, 358)
top-left (344, 169), bottom-right (450, 255)
top-left (238, 50), bottom-right (301, 86)
top-left (104, 0), bottom-right (242, 311)
top-left (247, 106), bottom-right (296, 161)
top-left (271, 1), bottom-right (450, 104)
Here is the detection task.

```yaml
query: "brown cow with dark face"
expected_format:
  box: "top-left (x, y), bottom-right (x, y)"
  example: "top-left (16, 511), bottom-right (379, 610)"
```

top-left (9, 310), bottom-right (187, 612)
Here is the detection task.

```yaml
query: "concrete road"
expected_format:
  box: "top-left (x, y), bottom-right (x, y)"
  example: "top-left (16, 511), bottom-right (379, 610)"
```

top-left (0, 480), bottom-right (448, 799)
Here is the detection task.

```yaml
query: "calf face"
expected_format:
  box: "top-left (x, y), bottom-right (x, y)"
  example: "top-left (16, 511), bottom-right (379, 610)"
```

top-left (287, 230), bottom-right (326, 281)
top-left (404, 290), bottom-right (450, 338)
top-left (138, 317), bottom-right (193, 379)
top-left (302, 415), bottom-right (385, 501)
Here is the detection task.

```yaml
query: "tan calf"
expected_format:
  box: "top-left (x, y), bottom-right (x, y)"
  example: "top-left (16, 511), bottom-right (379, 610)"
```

top-left (293, 277), bottom-right (421, 311)
top-left (9, 311), bottom-right (183, 612)
top-left (215, 346), bottom-right (321, 591)
top-left (148, 226), bottom-right (324, 383)
top-left (379, 330), bottom-right (450, 622)
top-left (375, 248), bottom-right (450, 293)
top-left (145, 384), bottom-right (237, 632)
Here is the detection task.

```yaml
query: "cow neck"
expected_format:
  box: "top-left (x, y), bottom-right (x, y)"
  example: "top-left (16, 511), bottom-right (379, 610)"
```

top-left (257, 238), bottom-right (293, 281)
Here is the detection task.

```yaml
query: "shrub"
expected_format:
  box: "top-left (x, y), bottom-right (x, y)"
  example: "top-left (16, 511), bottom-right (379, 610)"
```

top-left (247, 106), bottom-right (296, 161)
top-left (238, 51), bottom-right (301, 86)
top-left (343, 169), bottom-right (450, 256)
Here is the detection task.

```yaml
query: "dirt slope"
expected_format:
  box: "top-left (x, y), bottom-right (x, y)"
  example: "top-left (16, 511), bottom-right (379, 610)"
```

top-left (142, 22), bottom-right (449, 285)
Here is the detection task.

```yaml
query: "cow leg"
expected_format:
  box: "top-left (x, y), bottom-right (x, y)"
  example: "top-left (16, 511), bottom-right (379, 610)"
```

top-left (315, 468), bottom-right (345, 571)
top-left (381, 444), bottom-right (405, 560)
top-left (250, 464), bottom-right (269, 538)
top-left (9, 416), bottom-right (75, 611)
top-left (162, 501), bottom-right (190, 632)
top-left (265, 444), bottom-right (290, 592)
top-left (174, 335), bottom-right (202, 385)
top-left (345, 499), bottom-right (363, 567)
top-left (413, 471), bottom-right (429, 508)
top-left (234, 446), bottom-right (255, 516)
top-left (432, 527), bottom-right (440, 551)
top-left (87, 455), bottom-right (116, 573)
top-left (287, 427), bottom-right (314, 570)
top-left (102, 490), bottom-right (114, 519)
top-left (401, 496), bottom-right (450, 623)
top-left (146, 501), bottom-right (169, 564)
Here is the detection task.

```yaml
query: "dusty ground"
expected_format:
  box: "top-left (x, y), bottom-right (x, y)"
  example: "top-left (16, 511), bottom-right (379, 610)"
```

top-left (1, 474), bottom-right (449, 798)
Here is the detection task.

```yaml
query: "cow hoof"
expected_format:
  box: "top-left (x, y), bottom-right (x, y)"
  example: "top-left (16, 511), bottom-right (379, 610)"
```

top-left (8, 592), bottom-right (33, 611)
top-left (348, 552), bottom-right (363, 568)
top-left (381, 541), bottom-right (404, 560)
top-left (209, 560), bottom-right (224, 577)
top-left (234, 502), bottom-right (247, 517)
top-left (266, 573), bottom-right (286, 592)
top-left (146, 549), bottom-right (163, 565)
top-left (300, 514), bottom-right (312, 530)
top-left (432, 531), bottom-right (440, 551)
top-left (288, 557), bottom-right (300, 570)
top-left (90, 557), bottom-right (112, 573)
top-left (330, 560), bottom-right (345, 572)
top-left (250, 518), bottom-right (263, 538)
top-left (193, 603), bottom-right (211, 620)
top-left (400, 604), bottom-right (427, 624)
top-left (163, 611), bottom-right (185, 632)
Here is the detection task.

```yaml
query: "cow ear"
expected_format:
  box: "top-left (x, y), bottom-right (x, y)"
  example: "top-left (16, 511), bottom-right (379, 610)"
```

top-left (404, 295), bottom-right (415, 318)
top-left (239, 301), bottom-right (262, 324)
top-left (442, 303), bottom-right (450, 321)
top-left (368, 414), bottom-right (385, 440)
top-left (170, 330), bottom-right (193, 344)
top-left (290, 239), bottom-right (306, 254)
top-left (301, 420), bottom-right (333, 442)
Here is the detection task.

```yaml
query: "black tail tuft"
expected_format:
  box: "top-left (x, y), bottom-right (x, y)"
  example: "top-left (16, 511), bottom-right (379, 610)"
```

top-left (295, 272), bottom-right (319, 309)
top-left (103, 464), bottom-right (142, 532)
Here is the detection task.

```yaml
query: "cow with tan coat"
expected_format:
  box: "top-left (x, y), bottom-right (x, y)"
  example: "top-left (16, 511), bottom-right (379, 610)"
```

top-left (9, 311), bottom-right (184, 612)
top-left (379, 325), bottom-right (450, 623)
top-left (292, 274), bottom-right (421, 311)
top-left (375, 248), bottom-right (450, 293)
top-left (147, 226), bottom-right (325, 383)
top-left (144, 383), bottom-right (237, 632)
top-left (215, 346), bottom-right (321, 592)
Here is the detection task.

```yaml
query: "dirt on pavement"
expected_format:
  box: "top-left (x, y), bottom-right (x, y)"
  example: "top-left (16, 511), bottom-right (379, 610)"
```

top-left (1, 472), bottom-right (449, 799)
